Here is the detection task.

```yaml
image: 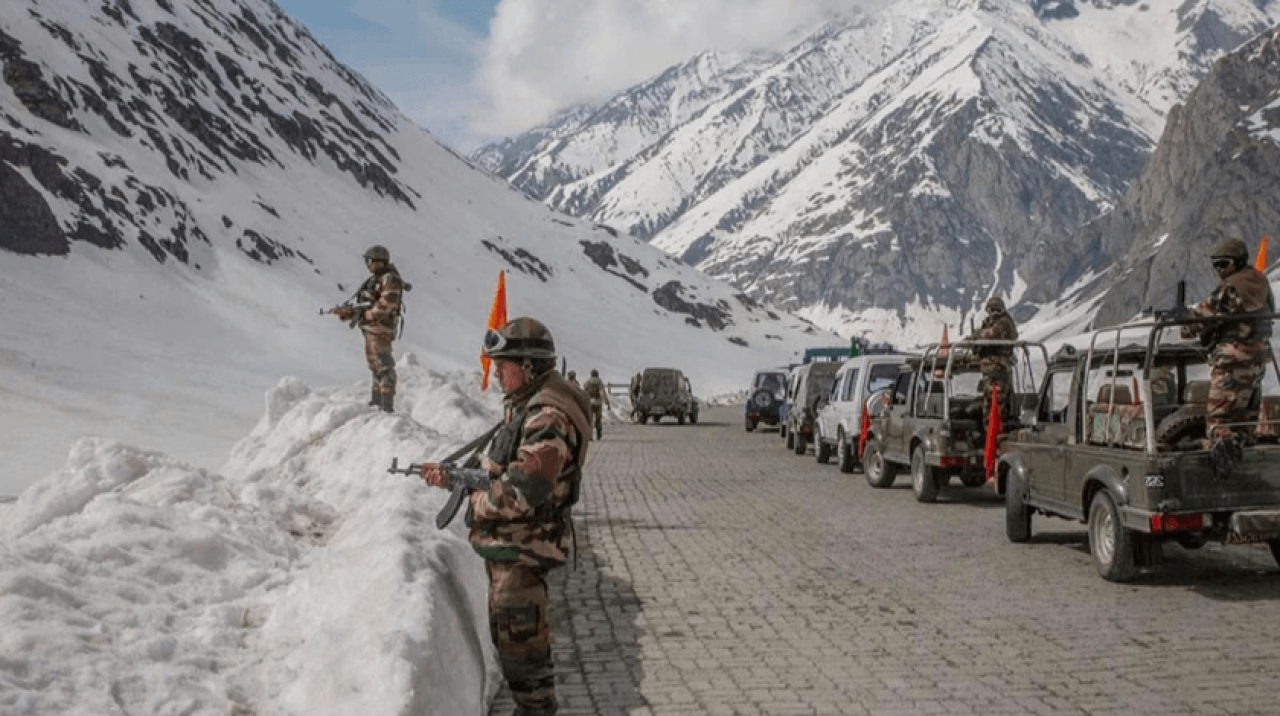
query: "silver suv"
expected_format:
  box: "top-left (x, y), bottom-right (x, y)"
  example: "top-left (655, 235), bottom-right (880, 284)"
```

top-left (813, 354), bottom-right (911, 472)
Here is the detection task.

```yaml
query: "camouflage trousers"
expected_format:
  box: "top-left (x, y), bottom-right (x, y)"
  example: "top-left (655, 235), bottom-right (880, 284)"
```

top-left (1206, 360), bottom-right (1266, 442)
top-left (978, 361), bottom-right (1013, 425)
top-left (590, 403), bottom-right (604, 439)
top-left (362, 330), bottom-right (396, 397)
top-left (487, 560), bottom-right (556, 714)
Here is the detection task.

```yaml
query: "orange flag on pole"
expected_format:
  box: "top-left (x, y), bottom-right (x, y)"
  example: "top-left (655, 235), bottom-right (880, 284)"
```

top-left (858, 402), bottom-right (871, 461)
top-left (480, 271), bottom-right (507, 391)
top-left (1255, 236), bottom-right (1269, 272)
top-left (984, 385), bottom-right (1002, 485)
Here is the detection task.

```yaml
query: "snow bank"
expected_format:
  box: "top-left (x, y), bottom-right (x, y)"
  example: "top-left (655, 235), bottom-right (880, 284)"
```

top-left (0, 357), bottom-right (504, 715)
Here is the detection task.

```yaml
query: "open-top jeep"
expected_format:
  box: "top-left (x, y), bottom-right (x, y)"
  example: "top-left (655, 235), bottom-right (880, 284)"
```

top-left (997, 317), bottom-right (1280, 581)
top-left (864, 340), bottom-right (1047, 502)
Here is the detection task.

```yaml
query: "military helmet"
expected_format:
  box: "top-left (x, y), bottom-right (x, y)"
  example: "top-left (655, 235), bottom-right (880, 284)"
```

top-left (591, 369), bottom-right (599, 377)
top-left (1210, 237), bottom-right (1248, 262)
top-left (363, 244), bottom-right (390, 262)
top-left (483, 317), bottom-right (557, 360)
top-left (567, 371), bottom-right (577, 380)
top-left (986, 296), bottom-right (1005, 313)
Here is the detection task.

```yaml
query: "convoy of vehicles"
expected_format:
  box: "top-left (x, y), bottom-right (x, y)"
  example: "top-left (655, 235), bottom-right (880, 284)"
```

top-left (630, 315), bottom-right (1280, 581)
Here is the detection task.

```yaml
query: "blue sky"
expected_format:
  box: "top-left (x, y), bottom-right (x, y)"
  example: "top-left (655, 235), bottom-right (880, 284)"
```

top-left (272, 1), bottom-right (856, 153)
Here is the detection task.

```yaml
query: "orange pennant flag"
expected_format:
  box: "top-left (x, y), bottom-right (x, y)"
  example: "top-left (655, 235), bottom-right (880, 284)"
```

top-left (936, 325), bottom-right (950, 377)
top-left (984, 385), bottom-right (1002, 484)
top-left (480, 271), bottom-right (507, 391)
top-left (1255, 236), bottom-right (1269, 272)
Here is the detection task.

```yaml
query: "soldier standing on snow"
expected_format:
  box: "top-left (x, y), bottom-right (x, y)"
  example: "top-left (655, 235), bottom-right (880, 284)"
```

top-left (1181, 237), bottom-right (1275, 450)
top-left (967, 296), bottom-right (1019, 425)
top-left (418, 317), bottom-right (591, 716)
top-left (582, 369), bottom-right (610, 439)
top-left (333, 245), bottom-right (404, 412)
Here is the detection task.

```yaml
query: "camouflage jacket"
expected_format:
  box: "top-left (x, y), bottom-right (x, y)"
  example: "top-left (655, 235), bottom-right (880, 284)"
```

top-left (469, 370), bottom-right (592, 567)
top-left (582, 376), bottom-right (608, 406)
top-left (969, 311), bottom-right (1018, 365)
top-left (1186, 266), bottom-right (1275, 366)
top-left (356, 264), bottom-right (404, 336)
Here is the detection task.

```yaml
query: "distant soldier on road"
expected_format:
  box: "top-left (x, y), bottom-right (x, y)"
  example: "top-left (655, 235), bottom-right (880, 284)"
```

top-left (1181, 237), bottom-right (1275, 450)
top-left (418, 317), bottom-right (590, 716)
top-left (333, 245), bottom-right (404, 412)
top-left (566, 370), bottom-right (580, 390)
top-left (967, 296), bottom-right (1019, 424)
top-left (582, 369), bottom-right (611, 439)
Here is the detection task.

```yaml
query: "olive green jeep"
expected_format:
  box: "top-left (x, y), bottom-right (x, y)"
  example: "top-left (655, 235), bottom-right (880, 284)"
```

top-left (997, 317), bottom-right (1280, 582)
top-left (631, 367), bottom-right (699, 425)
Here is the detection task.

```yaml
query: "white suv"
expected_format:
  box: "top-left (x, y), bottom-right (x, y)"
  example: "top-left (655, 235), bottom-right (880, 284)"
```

top-left (814, 354), bottom-right (911, 472)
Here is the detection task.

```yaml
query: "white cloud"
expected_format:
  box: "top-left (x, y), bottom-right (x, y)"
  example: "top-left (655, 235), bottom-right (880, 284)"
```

top-left (471, 0), bottom-right (861, 137)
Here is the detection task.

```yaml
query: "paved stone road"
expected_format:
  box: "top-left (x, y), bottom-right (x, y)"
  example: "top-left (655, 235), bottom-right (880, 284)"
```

top-left (489, 406), bottom-right (1280, 716)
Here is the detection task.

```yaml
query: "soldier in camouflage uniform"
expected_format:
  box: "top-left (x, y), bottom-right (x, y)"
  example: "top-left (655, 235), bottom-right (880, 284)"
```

top-left (566, 370), bottom-right (580, 390)
top-left (968, 296), bottom-right (1019, 425)
top-left (334, 245), bottom-right (404, 412)
top-left (582, 369), bottom-right (610, 439)
top-left (1181, 237), bottom-right (1275, 448)
top-left (419, 317), bottom-right (590, 716)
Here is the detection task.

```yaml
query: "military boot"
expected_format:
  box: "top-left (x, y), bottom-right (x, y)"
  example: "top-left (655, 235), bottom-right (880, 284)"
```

top-left (369, 387), bottom-right (380, 407)
top-left (380, 392), bottom-right (394, 413)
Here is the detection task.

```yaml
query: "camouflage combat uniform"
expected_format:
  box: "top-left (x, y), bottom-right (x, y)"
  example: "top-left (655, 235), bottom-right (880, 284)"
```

top-left (969, 300), bottom-right (1019, 423)
top-left (582, 373), bottom-right (609, 439)
top-left (357, 262), bottom-right (403, 408)
top-left (1183, 260), bottom-right (1275, 444)
top-left (470, 369), bottom-right (591, 715)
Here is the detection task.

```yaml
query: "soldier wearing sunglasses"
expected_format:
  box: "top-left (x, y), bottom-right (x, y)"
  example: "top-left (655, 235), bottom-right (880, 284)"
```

top-left (1182, 237), bottom-right (1276, 449)
top-left (419, 317), bottom-right (591, 716)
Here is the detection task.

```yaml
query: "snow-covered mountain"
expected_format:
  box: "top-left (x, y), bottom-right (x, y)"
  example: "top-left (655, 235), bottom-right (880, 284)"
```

top-left (0, 0), bottom-right (835, 492)
top-left (473, 0), bottom-right (1280, 344)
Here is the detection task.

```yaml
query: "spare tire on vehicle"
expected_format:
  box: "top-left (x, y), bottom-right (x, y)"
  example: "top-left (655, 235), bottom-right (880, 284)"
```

top-left (1154, 405), bottom-right (1207, 448)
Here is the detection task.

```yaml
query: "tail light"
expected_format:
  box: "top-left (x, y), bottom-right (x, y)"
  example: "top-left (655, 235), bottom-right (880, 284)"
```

top-left (1150, 513), bottom-right (1204, 534)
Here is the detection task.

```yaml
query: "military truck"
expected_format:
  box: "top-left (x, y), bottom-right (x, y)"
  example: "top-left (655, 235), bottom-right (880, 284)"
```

top-left (996, 318), bottom-right (1280, 581)
top-left (632, 367), bottom-right (699, 425)
top-left (863, 340), bottom-right (1048, 501)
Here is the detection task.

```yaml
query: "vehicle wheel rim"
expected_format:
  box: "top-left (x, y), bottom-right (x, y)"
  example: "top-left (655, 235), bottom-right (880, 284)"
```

top-left (912, 454), bottom-right (923, 493)
top-left (838, 438), bottom-right (847, 463)
top-left (1093, 507), bottom-right (1115, 566)
top-left (868, 450), bottom-right (880, 479)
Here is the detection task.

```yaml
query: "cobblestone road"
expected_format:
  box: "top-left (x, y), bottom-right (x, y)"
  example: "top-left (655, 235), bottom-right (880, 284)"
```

top-left (489, 406), bottom-right (1280, 716)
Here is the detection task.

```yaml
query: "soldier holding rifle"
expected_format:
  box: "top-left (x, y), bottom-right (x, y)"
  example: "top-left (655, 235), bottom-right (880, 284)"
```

top-left (414, 317), bottom-right (591, 716)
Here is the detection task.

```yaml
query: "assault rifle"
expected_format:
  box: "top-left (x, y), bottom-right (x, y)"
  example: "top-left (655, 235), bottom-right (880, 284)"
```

top-left (1142, 281), bottom-right (1191, 322)
top-left (321, 297), bottom-right (373, 328)
top-left (389, 421), bottom-right (503, 529)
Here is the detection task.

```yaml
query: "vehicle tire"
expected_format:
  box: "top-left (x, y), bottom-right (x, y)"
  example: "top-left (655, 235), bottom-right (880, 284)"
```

top-left (1005, 475), bottom-right (1032, 543)
top-left (780, 423), bottom-right (788, 441)
top-left (639, 414), bottom-right (649, 425)
top-left (1269, 540), bottom-right (1280, 568)
top-left (793, 432), bottom-right (807, 455)
top-left (836, 429), bottom-right (856, 474)
top-left (690, 411), bottom-right (698, 425)
top-left (1154, 408), bottom-right (1207, 447)
top-left (1088, 490), bottom-right (1137, 582)
top-left (911, 447), bottom-right (940, 503)
top-left (815, 427), bottom-right (833, 464)
top-left (863, 438), bottom-right (897, 488)
top-left (785, 427), bottom-right (795, 450)
top-left (677, 413), bottom-right (686, 425)
top-left (745, 417), bottom-right (757, 432)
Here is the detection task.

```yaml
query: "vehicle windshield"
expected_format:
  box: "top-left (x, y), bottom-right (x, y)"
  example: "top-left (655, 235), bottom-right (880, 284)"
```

top-left (755, 372), bottom-right (785, 393)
